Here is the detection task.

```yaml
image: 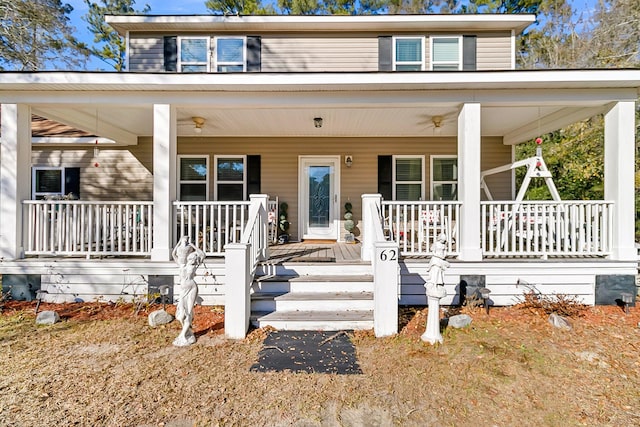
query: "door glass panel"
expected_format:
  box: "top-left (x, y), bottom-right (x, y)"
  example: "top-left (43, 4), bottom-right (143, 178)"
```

top-left (308, 165), bottom-right (331, 227)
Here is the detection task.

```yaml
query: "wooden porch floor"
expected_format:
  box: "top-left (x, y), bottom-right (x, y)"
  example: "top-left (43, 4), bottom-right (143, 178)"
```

top-left (267, 241), bottom-right (364, 263)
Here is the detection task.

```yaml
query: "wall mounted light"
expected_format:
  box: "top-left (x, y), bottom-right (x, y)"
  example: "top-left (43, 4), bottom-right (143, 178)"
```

top-left (314, 117), bottom-right (323, 128)
top-left (345, 155), bottom-right (353, 167)
top-left (192, 116), bottom-right (205, 134)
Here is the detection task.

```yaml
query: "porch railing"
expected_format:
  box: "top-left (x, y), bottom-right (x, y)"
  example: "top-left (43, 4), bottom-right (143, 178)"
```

top-left (174, 201), bottom-right (251, 256)
top-left (481, 201), bottom-right (614, 257)
top-left (23, 200), bottom-right (153, 257)
top-left (381, 201), bottom-right (461, 256)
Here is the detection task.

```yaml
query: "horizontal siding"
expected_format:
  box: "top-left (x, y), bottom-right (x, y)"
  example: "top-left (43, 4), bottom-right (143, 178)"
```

top-left (262, 37), bottom-right (378, 72)
top-left (481, 136), bottom-right (513, 200)
top-left (476, 32), bottom-right (512, 70)
top-left (32, 142), bottom-right (153, 201)
top-left (128, 35), bottom-right (164, 72)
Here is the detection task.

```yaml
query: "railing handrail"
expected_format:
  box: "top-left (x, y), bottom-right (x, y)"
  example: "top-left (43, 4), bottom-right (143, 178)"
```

top-left (370, 202), bottom-right (387, 243)
top-left (24, 200), bottom-right (154, 206)
top-left (173, 200), bottom-right (251, 206)
top-left (383, 200), bottom-right (463, 206)
top-left (481, 200), bottom-right (615, 205)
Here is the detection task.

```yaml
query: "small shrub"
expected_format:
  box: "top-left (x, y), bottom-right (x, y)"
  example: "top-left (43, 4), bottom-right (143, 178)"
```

top-left (516, 290), bottom-right (588, 318)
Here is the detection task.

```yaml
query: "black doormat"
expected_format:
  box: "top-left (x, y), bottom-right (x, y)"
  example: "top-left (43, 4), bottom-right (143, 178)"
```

top-left (250, 330), bottom-right (362, 375)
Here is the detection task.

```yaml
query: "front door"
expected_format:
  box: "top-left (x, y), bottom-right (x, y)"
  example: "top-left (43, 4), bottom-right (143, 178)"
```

top-left (299, 156), bottom-right (340, 240)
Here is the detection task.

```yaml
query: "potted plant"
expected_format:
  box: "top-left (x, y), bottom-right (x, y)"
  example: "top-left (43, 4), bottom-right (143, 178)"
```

top-left (278, 201), bottom-right (290, 244)
top-left (344, 201), bottom-right (355, 243)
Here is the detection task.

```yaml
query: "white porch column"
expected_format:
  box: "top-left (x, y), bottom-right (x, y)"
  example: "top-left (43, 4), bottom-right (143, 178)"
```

top-left (361, 194), bottom-right (383, 261)
top-left (225, 243), bottom-right (251, 339)
top-left (249, 194), bottom-right (270, 261)
top-left (457, 103), bottom-right (483, 261)
top-left (151, 104), bottom-right (177, 261)
top-left (604, 101), bottom-right (636, 261)
top-left (0, 104), bottom-right (32, 260)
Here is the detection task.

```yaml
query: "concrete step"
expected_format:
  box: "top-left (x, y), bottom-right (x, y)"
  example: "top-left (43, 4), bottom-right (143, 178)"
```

top-left (256, 262), bottom-right (372, 277)
top-left (252, 274), bottom-right (374, 294)
top-left (251, 290), bottom-right (373, 312)
top-left (251, 310), bottom-right (374, 331)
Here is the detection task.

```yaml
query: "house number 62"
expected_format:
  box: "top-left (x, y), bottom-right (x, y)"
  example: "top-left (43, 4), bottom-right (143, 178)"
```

top-left (379, 249), bottom-right (397, 261)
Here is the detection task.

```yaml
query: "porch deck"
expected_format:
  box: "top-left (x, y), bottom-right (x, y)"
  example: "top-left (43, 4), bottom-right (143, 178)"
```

top-left (267, 241), bottom-right (363, 263)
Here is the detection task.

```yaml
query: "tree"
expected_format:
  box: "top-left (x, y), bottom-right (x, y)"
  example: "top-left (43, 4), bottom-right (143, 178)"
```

top-left (83, 0), bottom-right (150, 71)
top-left (0, 0), bottom-right (89, 70)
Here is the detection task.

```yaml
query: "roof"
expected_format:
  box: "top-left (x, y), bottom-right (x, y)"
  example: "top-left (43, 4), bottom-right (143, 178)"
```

top-left (105, 13), bottom-right (536, 36)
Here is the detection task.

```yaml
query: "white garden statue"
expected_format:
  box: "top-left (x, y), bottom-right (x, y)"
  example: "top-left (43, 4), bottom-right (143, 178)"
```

top-left (421, 233), bottom-right (450, 345)
top-left (172, 236), bottom-right (206, 347)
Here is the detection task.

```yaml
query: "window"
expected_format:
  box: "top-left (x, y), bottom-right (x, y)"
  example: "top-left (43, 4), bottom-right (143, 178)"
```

top-left (32, 167), bottom-right (80, 200)
top-left (431, 156), bottom-right (458, 200)
top-left (215, 37), bottom-right (246, 72)
top-left (179, 156), bottom-right (209, 201)
top-left (178, 37), bottom-right (210, 72)
top-left (393, 37), bottom-right (424, 71)
top-left (215, 155), bottom-right (246, 201)
top-left (431, 37), bottom-right (462, 71)
top-left (393, 156), bottom-right (424, 201)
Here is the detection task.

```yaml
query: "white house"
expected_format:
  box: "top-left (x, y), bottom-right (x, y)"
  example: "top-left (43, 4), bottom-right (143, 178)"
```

top-left (0, 14), bottom-right (638, 338)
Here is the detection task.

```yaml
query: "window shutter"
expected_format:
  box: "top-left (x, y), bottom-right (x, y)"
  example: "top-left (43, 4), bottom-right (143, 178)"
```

top-left (164, 36), bottom-right (178, 72)
top-left (247, 155), bottom-right (261, 198)
top-left (463, 35), bottom-right (477, 71)
top-left (378, 36), bottom-right (392, 71)
top-left (378, 155), bottom-right (392, 200)
top-left (246, 36), bottom-right (261, 72)
top-left (64, 167), bottom-right (80, 199)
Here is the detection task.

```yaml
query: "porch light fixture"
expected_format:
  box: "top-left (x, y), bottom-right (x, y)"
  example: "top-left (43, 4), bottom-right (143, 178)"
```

top-left (345, 155), bottom-right (353, 167)
top-left (192, 117), bottom-right (205, 134)
top-left (479, 287), bottom-right (491, 315)
top-left (314, 117), bottom-right (323, 128)
top-left (432, 115), bottom-right (443, 135)
top-left (621, 292), bottom-right (633, 314)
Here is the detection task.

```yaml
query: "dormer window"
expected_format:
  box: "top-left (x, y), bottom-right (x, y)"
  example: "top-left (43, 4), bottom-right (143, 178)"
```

top-left (431, 36), bottom-right (462, 71)
top-left (393, 36), bottom-right (424, 71)
top-left (178, 37), bottom-right (210, 72)
top-left (215, 37), bottom-right (246, 72)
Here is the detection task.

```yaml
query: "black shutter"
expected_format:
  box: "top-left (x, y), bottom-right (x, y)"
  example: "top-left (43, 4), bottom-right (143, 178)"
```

top-left (378, 36), bottom-right (392, 71)
top-left (246, 36), bottom-right (261, 72)
top-left (64, 167), bottom-right (80, 199)
top-left (463, 35), bottom-right (477, 71)
top-left (246, 155), bottom-right (261, 198)
top-left (378, 156), bottom-right (392, 200)
top-left (164, 36), bottom-right (178, 72)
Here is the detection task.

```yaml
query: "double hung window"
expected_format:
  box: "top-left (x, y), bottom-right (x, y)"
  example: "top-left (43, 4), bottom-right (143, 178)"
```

top-left (431, 36), bottom-right (462, 70)
top-left (32, 167), bottom-right (80, 200)
top-left (215, 37), bottom-right (246, 72)
top-left (178, 156), bottom-right (209, 201)
top-left (393, 36), bottom-right (424, 71)
top-left (431, 156), bottom-right (458, 200)
top-left (178, 37), bottom-right (210, 72)
top-left (393, 156), bottom-right (424, 201)
top-left (215, 155), bottom-right (246, 200)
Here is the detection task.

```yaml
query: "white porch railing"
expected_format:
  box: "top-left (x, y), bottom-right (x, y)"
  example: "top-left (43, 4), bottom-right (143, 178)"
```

top-left (23, 200), bottom-right (153, 257)
top-left (174, 201), bottom-right (251, 256)
top-left (481, 201), bottom-right (614, 257)
top-left (381, 201), bottom-right (461, 256)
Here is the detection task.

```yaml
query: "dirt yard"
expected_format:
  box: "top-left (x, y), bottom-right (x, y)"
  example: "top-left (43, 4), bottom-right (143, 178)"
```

top-left (1, 300), bottom-right (639, 426)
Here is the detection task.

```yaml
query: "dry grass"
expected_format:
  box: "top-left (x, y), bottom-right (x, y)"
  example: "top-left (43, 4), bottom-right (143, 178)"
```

top-left (1, 302), bottom-right (640, 426)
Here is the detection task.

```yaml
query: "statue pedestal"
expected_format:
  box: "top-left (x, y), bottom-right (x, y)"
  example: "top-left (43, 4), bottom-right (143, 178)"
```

top-left (421, 294), bottom-right (444, 345)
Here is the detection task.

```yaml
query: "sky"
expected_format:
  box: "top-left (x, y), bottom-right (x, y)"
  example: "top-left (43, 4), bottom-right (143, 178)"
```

top-left (66, 0), bottom-right (599, 71)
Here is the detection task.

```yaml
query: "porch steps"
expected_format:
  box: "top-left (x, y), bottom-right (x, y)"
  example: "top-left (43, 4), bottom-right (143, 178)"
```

top-left (250, 271), bottom-right (374, 331)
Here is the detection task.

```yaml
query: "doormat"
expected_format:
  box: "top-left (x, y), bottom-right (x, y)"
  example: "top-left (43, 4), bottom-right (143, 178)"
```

top-left (250, 330), bottom-right (362, 375)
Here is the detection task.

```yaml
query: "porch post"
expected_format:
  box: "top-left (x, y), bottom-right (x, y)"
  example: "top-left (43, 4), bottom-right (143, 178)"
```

top-left (249, 194), bottom-right (269, 261)
top-left (361, 194), bottom-right (382, 261)
top-left (225, 243), bottom-right (251, 339)
top-left (457, 103), bottom-right (483, 261)
top-left (0, 104), bottom-right (31, 260)
top-left (604, 101), bottom-right (636, 261)
top-left (151, 104), bottom-right (177, 261)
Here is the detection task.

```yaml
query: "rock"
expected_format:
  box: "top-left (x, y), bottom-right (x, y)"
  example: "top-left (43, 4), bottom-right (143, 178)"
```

top-left (447, 314), bottom-right (472, 329)
top-left (148, 309), bottom-right (174, 327)
top-left (548, 313), bottom-right (572, 330)
top-left (36, 311), bottom-right (60, 325)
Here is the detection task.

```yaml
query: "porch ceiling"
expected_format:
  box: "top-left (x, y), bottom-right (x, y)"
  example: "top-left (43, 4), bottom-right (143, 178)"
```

top-left (5, 69), bottom-right (638, 145)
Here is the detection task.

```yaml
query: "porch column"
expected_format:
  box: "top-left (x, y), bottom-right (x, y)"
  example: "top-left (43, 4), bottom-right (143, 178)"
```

top-left (361, 194), bottom-right (383, 261)
top-left (151, 104), bottom-right (177, 261)
top-left (249, 194), bottom-right (270, 261)
top-left (0, 104), bottom-right (31, 260)
top-left (457, 103), bottom-right (482, 261)
top-left (604, 101), bottom-right (636, 261)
